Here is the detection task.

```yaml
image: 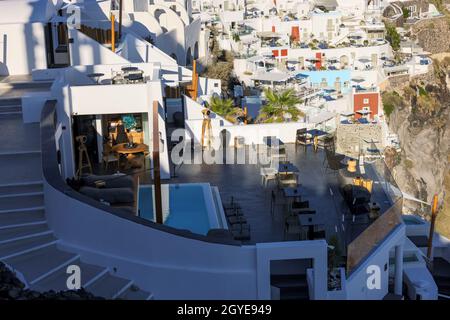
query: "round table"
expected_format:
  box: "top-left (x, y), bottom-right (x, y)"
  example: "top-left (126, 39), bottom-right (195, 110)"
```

top-left (112, 143), bottom-right (149, 169)
top-left (112, 143), bottom-right (148, 154)
top-left (121, 66), bottom-right (139, 73)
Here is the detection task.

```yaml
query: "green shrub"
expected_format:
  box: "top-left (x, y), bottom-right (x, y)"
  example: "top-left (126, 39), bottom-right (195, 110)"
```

top-left (382, 91), bottom-right (403, 117)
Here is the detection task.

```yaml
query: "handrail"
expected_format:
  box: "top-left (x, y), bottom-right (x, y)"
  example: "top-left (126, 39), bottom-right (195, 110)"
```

top-left (40, 99), bottom-right (240, 246)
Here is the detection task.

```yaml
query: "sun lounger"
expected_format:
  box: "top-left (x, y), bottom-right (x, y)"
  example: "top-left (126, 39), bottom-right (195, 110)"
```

top-left (225, 207), bottom-right (244, 217)
top-left (227, 215), bottom-right (247, 225)
top-left (294, 208), bottom-right (316, 215)
top-left (231, 223), bottom-right (251, 241)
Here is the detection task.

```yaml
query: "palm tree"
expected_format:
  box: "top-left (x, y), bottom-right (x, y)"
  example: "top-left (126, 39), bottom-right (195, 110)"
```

top-left (258, 88), bottom-right (304, 123)
top-left (209, 96), bottom-right (234, 116)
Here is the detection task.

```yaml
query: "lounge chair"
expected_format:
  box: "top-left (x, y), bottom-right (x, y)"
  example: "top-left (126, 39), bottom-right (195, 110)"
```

top-left (295, 128), bottom-right (311, 150)
top-left (80, 174), bottom-right (134, 189)
top-left (79, 186), bottom-right (134, 206)
top-left (207, 229), bottom-right (239, 243)
top-left (225, 207), bottom-right (244, 217)
top-left (230, 223), bottom-right (251, 241)
top-left (324, 149), bottom-right (346, 173)
top-left (227, 215), bottom-right (247, 225)
top-left (284, 216), bottom-right (302, 240)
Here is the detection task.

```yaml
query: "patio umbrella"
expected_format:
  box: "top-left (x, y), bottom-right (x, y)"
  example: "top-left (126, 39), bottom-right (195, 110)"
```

top-left (295, 73), bottom-right (309, 80)
top-left (351, 77), bottom-right (365, 83)
top-left (358, 57), bottom-right (371, 63)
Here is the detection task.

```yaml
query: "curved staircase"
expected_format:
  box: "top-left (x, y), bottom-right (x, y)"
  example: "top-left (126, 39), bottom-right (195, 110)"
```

top-left (0, 80), bottom-right (153, 300)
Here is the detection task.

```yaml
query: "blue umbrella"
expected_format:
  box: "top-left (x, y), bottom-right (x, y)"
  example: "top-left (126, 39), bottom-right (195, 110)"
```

top-left (295, 73), bottom-right (309, 80)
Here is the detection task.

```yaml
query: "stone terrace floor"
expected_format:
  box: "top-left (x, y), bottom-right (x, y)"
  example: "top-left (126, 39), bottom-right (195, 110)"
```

top-left (128, 143), bottom-right (394, 249)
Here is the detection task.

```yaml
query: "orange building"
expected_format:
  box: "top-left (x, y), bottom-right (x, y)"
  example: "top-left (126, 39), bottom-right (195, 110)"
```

top-left (353, 90), bottom-right (380, 121)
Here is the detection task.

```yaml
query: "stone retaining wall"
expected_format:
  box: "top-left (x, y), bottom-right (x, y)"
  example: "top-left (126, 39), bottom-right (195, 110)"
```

top-left (336, 124), bottom-right (384, 158)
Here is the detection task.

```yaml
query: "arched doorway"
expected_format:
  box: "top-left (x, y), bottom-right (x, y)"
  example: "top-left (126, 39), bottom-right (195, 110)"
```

top-left (194, 42), bottom-right (199, 60)
top-left (170, 53), bottom-right (178, 64)
top-left (186, 47), bottom-right (192, 66)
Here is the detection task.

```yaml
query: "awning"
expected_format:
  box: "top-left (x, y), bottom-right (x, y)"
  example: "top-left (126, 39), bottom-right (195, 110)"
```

top-left (247, 55), bottom-right (265, 63)
top-left (251, 72), bottom-right (291, 82)
top-left (351, 77), bottom-right (365, 83)
top-left (308, 111), bottom-right (337, 124)
top-left (256, 31), bottom-right (282, 38)
top-left (295, 73), bottom-right (310, 79)
top-left (358, 58), bottom-right (371, 63)
top-left (356, 109), bottom-right (372, 115)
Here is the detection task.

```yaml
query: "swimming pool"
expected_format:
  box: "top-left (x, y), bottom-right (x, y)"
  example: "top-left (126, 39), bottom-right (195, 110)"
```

top-left (137, 183), bottom-right (225, 235)
top-left (402, 215), bottom-right (425, 225)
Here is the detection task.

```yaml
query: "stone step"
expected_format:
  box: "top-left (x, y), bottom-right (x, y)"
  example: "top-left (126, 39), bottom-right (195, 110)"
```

top-left (0, 233), bottom-right (56, 260)
top-left (0, 153), bottom-right (42, 185)
top-left (0, 193), bottom-right (44, 212)
top-left (0, 223), bottom-right (50, 243)
top-left (0, 112), bottom-right (22, 119)
top-left (86, 273), bottom-right (132, 299)
top-left (0, 105), bottom-right (21, 114)
top-left (0, 182), bottom-right (43, 197)
top-left (4, 244), bottom-right (79, 285)
top-left (0, 98), bottom-right (21, 106)
top-left (31, 259), bottom-right (107, 293)
top-left (0, 209), bottom-right (46, 228)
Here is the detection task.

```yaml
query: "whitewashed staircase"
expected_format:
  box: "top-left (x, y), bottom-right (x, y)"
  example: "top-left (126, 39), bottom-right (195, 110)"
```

top-left (0, 87), bottom-right (153, 300)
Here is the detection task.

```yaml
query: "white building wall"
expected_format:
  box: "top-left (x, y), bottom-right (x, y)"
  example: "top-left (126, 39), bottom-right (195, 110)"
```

top-left (68, 28), bottom-right (129, 66)
top-left (345, 225), bottom-right (406, 300)
top-left (0, 23), bottom-right (48, 76)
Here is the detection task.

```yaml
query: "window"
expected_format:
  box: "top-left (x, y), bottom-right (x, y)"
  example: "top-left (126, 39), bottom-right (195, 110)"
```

top-left (363, 98), bottom-right (369, 104)
top-left (363, 106), bottom-right (370, 111)
top-left (214, 83), bottom-right (219, 88)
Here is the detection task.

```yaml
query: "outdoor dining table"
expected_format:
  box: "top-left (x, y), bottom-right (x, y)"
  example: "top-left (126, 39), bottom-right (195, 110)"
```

top-left (277, 163), bottom-right (299, 174)
top-left (298, 214), bottom-right (325, 240)
top-left (121, 66), bottom-right (139, 73)
top-left (112, 143), bottom-right (149, 169)
top-left (283, 186), bottom-right (302, 198)
top-left (112, 143), bottom-right (148, 154)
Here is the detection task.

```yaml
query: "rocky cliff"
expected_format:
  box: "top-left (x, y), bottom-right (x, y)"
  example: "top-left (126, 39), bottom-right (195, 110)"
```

top-left (384, 57), bottom-right (450, 237)
top-left (410, 16), bottom-right (450, 54)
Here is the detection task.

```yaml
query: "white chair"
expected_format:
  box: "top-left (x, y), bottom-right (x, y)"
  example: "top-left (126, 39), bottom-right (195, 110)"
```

top-left (260, 167), bottom-right (277, 187)
top-left (102, 144), bottom-right (119, 171)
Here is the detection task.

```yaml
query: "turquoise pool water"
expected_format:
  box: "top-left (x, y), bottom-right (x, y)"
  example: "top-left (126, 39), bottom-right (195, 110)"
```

top-left (138, 185), bottom-right (211, 235)
top-left (402, 216), bottom-right (425, 225)
top-left (299, 70), bottom-right (352, 93)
